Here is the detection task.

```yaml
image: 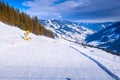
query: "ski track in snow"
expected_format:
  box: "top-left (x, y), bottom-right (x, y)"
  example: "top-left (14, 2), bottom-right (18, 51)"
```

top-left (70, 46), bottom-right (120, 80)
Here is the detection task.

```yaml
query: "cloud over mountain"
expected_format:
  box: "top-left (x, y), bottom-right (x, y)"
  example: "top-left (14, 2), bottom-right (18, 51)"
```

top-left (22, 0), bottom-right (120, 22)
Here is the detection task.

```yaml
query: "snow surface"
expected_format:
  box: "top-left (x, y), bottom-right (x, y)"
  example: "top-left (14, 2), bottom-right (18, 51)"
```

top-left (0, 21), bottom-right (119, 80)
top-left (72, 44), bottom-right (120, 79)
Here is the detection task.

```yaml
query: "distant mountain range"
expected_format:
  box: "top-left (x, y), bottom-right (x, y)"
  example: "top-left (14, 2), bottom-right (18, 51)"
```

top-left (39, 19), bottom-right (119, 55)
top-left (39, 19), bottom-right (113, 42)
top-left (85, 22), bottom-right (120, 55)
top-left (39, 19), bottom-right (94, 42)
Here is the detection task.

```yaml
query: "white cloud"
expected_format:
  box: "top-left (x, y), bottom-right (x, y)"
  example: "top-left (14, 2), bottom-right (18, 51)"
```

top-left (56, 1), bottom-right (80, 9)
top-left (75, 16), bottom-right (120, 23)
top-left (54, 13), bottom-right (62, 18)
top-left (23, 0), bottom-right (56, 7)
top-left (22, 0), bottom-right (85, 19)
top-left (22, 0), bottom-right (120, 22)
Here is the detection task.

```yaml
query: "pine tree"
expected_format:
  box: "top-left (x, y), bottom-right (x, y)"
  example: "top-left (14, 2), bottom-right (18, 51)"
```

top-left (14, 9), bottom-right (20, 26)
top-left (32, 16), bottom-right (40, 35)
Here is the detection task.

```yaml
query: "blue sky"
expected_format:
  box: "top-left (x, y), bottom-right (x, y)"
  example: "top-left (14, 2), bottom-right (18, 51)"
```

top-left (4, 0), bottom-right (120, 22)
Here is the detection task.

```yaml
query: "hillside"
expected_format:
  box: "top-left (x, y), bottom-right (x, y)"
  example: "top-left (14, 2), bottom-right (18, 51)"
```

top-left (0, 21), bottom-right (120, 80)
top-left (85, 22), bottom-right (120, 55)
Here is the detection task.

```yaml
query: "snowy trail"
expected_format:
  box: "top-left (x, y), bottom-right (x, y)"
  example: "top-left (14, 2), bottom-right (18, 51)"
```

top-left (0, 37), bottom-right (115, 80)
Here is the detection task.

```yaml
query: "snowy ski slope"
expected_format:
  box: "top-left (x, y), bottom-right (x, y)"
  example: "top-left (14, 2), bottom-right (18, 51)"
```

top-left (0, 21), bottom-right (120, 80)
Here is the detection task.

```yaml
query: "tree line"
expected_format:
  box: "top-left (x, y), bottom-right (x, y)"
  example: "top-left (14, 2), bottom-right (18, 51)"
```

top-left (0, 0), bottom-right (54, 38)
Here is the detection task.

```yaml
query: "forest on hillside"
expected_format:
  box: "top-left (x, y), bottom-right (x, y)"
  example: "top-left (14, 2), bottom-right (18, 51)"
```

top-left (0, 1), bottom-right (54, 38)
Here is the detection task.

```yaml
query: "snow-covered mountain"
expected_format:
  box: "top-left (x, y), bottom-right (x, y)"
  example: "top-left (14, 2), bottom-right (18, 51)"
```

top-left (85, 22), bottom-right (120, 55)
top-left (0, 21), bottom-right (120, 80)
top-left (39, 19), bottom-right (94, 42)
top-left (79, 22), bottom-right (113, 31)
